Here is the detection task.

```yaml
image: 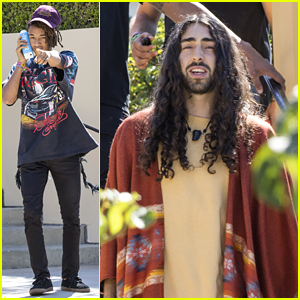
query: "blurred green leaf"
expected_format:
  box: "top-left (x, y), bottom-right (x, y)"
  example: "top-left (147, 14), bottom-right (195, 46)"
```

top-left (252, 144), bottom-right (286, 209)
top-left (100, 212), bottom-right (107, 240)
top-left (100, 189), bottom-right (157, 245)
top-left (252, 90), bottom-right (298, 214)
top-left (131, 207), bottom-right (156, 229)
top-left (107, 205), bottom-right (124, 236)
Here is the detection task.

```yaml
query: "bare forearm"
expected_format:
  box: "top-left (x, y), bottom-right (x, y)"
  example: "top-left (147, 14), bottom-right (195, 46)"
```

top-left (147, 2), bottom-right (241, 42)
top-left (103, 278), bottom-right (116, 298)
top-left (130, 14), bottom-right (159, 37)
top-left (130, 4), bottom-right (161, 37)
top-left (2, 67), bottom-right (23, 105)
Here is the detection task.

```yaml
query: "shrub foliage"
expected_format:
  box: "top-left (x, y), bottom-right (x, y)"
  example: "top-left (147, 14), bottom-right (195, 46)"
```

top-left (2, 2), bottom-right (99, 33)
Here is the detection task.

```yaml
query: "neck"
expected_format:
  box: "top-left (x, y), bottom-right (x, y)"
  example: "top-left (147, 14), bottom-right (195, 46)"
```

top-left (185, 90), bottom-right (215, 118)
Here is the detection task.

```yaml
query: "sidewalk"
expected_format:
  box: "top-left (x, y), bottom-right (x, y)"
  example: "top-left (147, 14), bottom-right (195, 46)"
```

top-left (2, 264), bottom-right (99, 298)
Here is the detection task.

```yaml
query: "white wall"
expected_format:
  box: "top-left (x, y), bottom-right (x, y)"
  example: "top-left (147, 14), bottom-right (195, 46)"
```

top-left (129, 2), bottom-right (139, 17)
top-left (2, 28), bottom-right (99, 243)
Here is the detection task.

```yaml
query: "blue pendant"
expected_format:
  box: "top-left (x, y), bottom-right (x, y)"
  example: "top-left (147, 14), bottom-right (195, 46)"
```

top-left (192, 130), bottom-right (202, 141)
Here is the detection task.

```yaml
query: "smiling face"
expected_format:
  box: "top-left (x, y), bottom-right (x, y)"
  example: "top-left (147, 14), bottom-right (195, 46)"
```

top-left (179, 23), bottom-right (216, 95)
top-left (28, 25), bottom-right (50, 52)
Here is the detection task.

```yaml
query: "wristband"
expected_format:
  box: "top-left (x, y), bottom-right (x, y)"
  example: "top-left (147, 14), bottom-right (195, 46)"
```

top-left (130, 32), bottom-right (142, 50)
top-left (16, 61), bottom-right (27, 71)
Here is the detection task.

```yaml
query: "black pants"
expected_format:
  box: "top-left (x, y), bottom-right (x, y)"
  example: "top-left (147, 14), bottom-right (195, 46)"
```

top-left (20, 155), bottom-right (81, 279)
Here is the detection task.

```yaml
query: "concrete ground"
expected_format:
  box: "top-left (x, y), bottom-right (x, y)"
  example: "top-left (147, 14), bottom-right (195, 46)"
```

top-left (2, 264), bottom-right (99, 298)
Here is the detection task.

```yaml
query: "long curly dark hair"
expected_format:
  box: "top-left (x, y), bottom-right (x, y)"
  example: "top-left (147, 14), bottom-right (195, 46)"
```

top-left (27, 21), bottom-right (63, 48)
top-left (139, 14), bottom-right (261, 180)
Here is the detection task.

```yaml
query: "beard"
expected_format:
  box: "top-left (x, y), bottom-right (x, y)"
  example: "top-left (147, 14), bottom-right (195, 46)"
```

top-left (183, 63), bottom-right (216, 95)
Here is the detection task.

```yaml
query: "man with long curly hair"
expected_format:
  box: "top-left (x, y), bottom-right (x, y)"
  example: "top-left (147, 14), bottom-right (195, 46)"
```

top-left (101, 14), bottom-right (297, 298)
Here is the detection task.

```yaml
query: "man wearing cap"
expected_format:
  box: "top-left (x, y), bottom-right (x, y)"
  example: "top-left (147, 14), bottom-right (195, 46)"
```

top-left (2, 5), bottom-right (97, 295)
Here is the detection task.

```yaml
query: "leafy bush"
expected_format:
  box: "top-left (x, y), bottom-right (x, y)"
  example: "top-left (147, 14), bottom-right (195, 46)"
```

top-left (128, 17), bottom-right (165, 114)
top-left (100, 189), bottom-right (157, 245)
top-left (2, 2), bottom-right (99, 33)
top-left (252, 87), bottom-right (298, 213)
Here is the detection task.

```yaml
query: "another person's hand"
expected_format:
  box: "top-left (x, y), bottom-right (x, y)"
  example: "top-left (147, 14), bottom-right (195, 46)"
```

top-left (240, 41), bottom-right (286, 93)
top-left (131, 32), bottom-right (158, 69)
top-left (265, 100), bottom-right (276, 130)
top-left (16, 35), bottom-right (28, 64)
top-left (34, 48), bottom-right (51, 65)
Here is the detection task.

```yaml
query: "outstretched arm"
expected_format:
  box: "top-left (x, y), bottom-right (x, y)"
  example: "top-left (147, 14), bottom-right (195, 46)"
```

top-left (34, 48), bottom-right (63, 69)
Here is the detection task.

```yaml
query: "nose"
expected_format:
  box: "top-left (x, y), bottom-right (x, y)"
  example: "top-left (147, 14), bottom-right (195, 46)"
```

top-left (33, 38), bottom-right (41, 46)
top-left (193, 45), bottom-right (204, 62)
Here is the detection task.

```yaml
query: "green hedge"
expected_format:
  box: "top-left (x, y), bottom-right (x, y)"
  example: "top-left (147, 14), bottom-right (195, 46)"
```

top-left (2, 2), bottom-right (99, 33)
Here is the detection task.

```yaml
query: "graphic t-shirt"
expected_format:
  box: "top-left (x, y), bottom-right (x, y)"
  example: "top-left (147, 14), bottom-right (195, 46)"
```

top-left (3, 50), bottom-right (98, 166)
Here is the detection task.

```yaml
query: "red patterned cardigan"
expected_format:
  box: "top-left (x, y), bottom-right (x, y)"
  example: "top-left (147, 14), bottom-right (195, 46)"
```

top-left (100, 108), bottom-right (297, 298)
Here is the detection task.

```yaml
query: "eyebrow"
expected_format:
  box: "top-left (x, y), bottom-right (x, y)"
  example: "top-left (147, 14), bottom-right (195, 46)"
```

top-left (181, 37), bottom-right (215, 43)
top-left (29, 33), bottom-right (46, 36)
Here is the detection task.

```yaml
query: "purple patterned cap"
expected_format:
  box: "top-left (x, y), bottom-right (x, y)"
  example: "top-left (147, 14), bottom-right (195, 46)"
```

top-left (29, 5), bottom-right (61, 28)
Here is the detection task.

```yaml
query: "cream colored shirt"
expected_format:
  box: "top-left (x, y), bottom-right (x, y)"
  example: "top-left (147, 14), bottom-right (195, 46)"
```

top-left (159, 115), bottom-right (229, 298)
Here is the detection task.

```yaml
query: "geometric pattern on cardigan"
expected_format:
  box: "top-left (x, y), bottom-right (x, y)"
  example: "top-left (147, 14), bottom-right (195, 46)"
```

top-left (223, 223), bottom-right (263, 298)
top-left (116, 204), bottom-right (165, 298)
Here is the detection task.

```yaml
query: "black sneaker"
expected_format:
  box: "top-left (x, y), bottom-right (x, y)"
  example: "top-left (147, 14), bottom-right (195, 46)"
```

top-left (29, 276), bottom-right (53, 295)
top-left (61, 276), bottom-right (90, 293)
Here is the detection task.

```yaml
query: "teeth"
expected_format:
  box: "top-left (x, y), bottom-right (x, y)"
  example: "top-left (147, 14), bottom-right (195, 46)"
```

top-left (191, 69), bottom-right (205, 73)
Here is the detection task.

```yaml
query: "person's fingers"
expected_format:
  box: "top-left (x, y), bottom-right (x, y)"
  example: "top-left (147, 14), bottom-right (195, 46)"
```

top-left (242, 42), bottom-right (286, 93)
top-left (133, 49), bottom-right (158, 60)
top-left (131, 33), bottom-right (158, 69)
top-left (134, 42), bottom-right (155, 52)
top-left (136, 62), bottom-right (148, 69)
top-left (132, 53), bottom-right (157, 69)
top-left (265, 100), bottom-right (276, 130)
top-left (16, 44), bottom-right (27, 55)
top-left (38, 56), bottom-right (46, 64)
top-left (263, 65), bottom-right (286, 92)
top-left (133, 43), bottom-right (155, 53)
top-left (17, 41), bottom-right (28, 50)
top-left (17, 35), bottom-right (23, 44)
top-left (246, 61), bottom-right (263, 94)
top-left (35, 48), bottom-right (42, 56)
top-left (17, 44), bottom-right (26, 49)
top-left (34, 50), bottom-right (45, 64)
top-left (35, 54), bottom-right (43, 64)
top-left (132, 48), bottom-right (157, 69)
top-left (42, 55), bottom-right (49, 65)
top-left (133, 33), bottom-right (155, 50)
top-left (35, 52), bottom-right (50, 65)
top-left (251, 74), bottom-right (264, 94)
top-left (18, 40), bottom-right (27, 45)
